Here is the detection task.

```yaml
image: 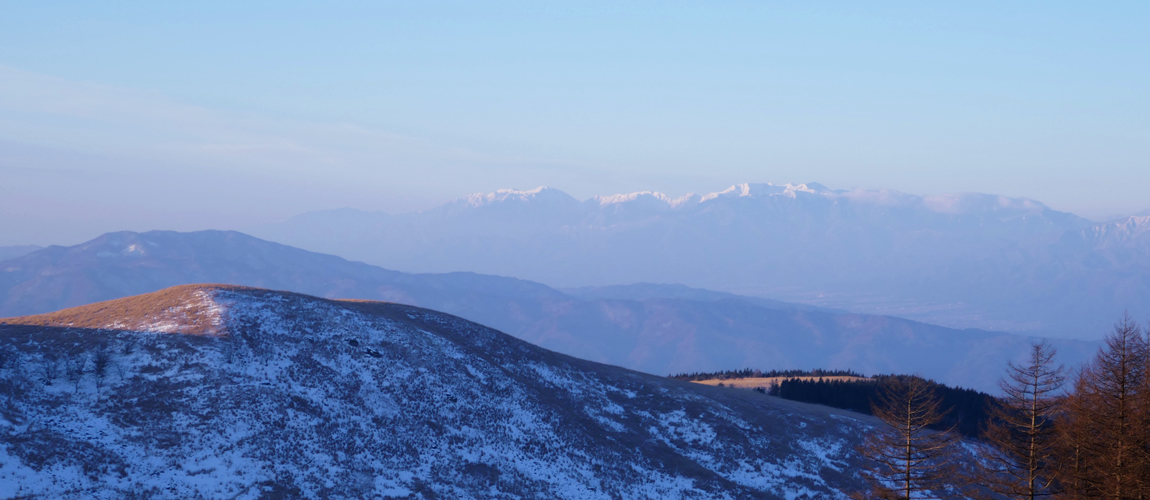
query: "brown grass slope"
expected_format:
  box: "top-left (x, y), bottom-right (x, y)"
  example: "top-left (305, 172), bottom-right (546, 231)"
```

top-left (0, 284), bottom-right (254, 336)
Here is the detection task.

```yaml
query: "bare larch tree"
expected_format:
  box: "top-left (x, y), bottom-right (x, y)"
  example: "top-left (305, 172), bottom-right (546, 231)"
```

top-left (92, 342), bottom-right (112, 395)
top-left (855, 376), bottom-right (962, 500)
top-left (975, 340), bottom-right (1065, 500)
top-left (1054, 374), bottom-right (1093, 500)
top-left (1058, 314), bottom-right (1148, 500)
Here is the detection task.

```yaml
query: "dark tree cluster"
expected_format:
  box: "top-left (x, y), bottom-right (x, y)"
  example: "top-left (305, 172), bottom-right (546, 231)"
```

top-left (853, 315), bottom-right (1150, 500)
top-left (668, 368), bottom-right (864, 381)
top-left (770, 375), bottom-right (994, 438)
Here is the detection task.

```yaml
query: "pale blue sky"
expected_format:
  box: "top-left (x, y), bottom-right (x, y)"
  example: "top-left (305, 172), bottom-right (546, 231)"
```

top-left (1, 1), bottom-right (1147, 245)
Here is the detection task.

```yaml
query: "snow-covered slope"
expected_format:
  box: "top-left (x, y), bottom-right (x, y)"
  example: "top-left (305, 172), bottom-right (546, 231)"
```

top-left (2, 285), bottom-right (889, 499)
top-left (0, 231), bottom-right (1097, 392)
top-left (251, 183), bottom-right (1147, 338)
top-left (1076, 215), bottom-right (1150, 250)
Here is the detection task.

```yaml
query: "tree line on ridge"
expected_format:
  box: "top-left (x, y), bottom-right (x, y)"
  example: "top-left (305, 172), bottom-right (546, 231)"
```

top-left (674, 314), bottom-right (1150, 499)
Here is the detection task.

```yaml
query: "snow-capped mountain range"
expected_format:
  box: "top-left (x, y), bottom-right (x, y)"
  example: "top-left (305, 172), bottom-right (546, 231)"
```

top-left (252, 183), bottom-right (1149, 338)
top-left (0, 230), bottom-right (1097, 392)
top-left (449, 183), bottom-right (1058, 215)
top-left (1, 284), bottom-right (909, 498)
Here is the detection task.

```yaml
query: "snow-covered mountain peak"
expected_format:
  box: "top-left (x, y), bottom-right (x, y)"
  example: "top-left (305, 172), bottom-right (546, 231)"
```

top-left (592, 191), bottom-right (699, 209)
top-left (1082, 215), bottom-right (1150, 247)
top-left (779, 182), bottom-right (831, 197)
top-left (1119, 215), bottom-right (1150, 240)
top-left (457, 186), bottom-right (580, 208)
top-left (594, 191), bottom-right (668, 205)
top-left (455, 181), bottom-right (867, 210)
top-left (698, 182), bottom-right (834, 202)
top-left (699, 183), bottom-right (751, 202)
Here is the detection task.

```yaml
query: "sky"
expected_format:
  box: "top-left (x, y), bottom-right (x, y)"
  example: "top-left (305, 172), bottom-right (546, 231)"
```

top-left (1, 1), bottom-right (1148, 246)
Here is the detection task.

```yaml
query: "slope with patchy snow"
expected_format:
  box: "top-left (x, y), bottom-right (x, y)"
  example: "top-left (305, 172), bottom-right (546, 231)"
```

top-left (0, 285), bottom-right (894, 499)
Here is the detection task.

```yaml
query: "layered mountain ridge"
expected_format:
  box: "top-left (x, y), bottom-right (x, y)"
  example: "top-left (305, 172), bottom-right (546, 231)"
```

top-left (0, 230), bottom-right (1097, 392)
top-left (0, 285), bottom-right (890, 499)
top-left (0, 246), bottom-right (41, 262)
top-left (433, 182), bottom-right (1072, 218)
top-left (435, 183), bottom-right (1066, 219)
top-left (252, 182), bottom-right (1148, 337)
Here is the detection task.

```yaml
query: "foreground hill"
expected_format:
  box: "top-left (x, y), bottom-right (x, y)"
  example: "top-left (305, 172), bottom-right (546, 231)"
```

top-left (252, 183), bottom-right (1149, 337)
top-left (2, 285), bottom-right (890, 499)
top-left (0, 230), bottom-right (1096, 392)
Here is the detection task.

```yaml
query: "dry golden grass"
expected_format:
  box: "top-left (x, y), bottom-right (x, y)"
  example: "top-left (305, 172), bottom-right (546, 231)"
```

top-left (0, 284), bottom-right (414, 337)
top-left (692, 376), bottom-right (870, 389)
top-left (0, 284), bottom-right (254, 336)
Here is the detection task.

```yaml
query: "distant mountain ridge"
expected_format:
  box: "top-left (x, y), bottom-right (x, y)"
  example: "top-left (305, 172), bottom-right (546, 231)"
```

top-left (251, 182), bottom-right (1148, 338)
top-left (441, 182), bottom-right (1074, 219)
top-left (0, 245), bottom-right (42, 262)
top-left (0, 230), bottom-right (1098, 392)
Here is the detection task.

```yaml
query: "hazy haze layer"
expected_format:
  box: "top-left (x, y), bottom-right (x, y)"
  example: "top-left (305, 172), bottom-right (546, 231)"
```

top-left (253, 183), bottom-right (1150, 339)
top-left (0, 229), bottom-right (1098, 392)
